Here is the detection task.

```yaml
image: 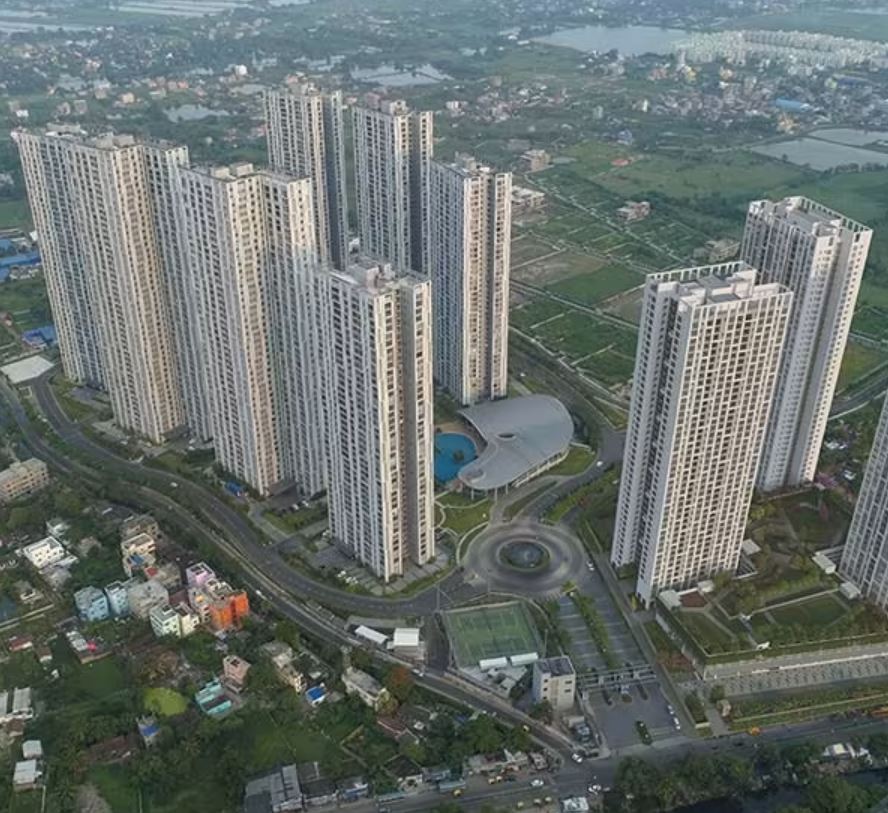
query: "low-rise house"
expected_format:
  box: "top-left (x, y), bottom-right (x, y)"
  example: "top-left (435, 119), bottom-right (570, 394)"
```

top-left (121, 533), bottom-right (157, 578)
top-left (297, 762), bottom-right (337, 808)
top-left (120, 514), bottom-right (160, 542)
top-left (149, 605), bottom-right (181, 638)
top-left (127, 579), bottom-right (169, 619)
top-left (466, 749), bottom-right (529, 776)
top-left (532, 656), bottom-right (576, 711)
top-left (194, 679), bottom-right (232, 717)
top-left (14, 581), bottom-right (40, 605)
top-left (8, 635), bottom-right (33, 653)
top-left (305, 686), bottom-right (326, 707)
top-left (0, 687), bottom-right (34, 723)
top-left (74, 586), bottom-right (110, 623)
top-left (137, 716), bottom-right (161, 747)
top-left (222, 655), bottom-right (251, 693)
top-left (21, 537), bottom-right (67, 570)
top-left (616, 199), bottom-right (651, 222)
top-left (243, 763), bottom-right (302, 812)
top-left (104, 581), bottom-right (131, 617)
top-left (386, 755), bottom-right (423, 793)
top-left (45, 518), bottom-right (69, 540)
top-left (336, 776), bottom-right (369, 803)
top-left (0, 458), bottom-right (49, 503)
top-left (12, 759), bottom-right (41, 791)
top-left (342, 668), bottom-right (389, 711)
top-left (21, 740), bottom-right (42, 760)
top-left (185, 561), bottom-right (215, 588)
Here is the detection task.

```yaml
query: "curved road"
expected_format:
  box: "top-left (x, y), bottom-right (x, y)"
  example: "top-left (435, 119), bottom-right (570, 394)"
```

top-left (27, 375), bottom-right (480, 617)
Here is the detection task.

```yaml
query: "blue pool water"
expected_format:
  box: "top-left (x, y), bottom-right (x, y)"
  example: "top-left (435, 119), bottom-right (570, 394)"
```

top-left (434, 433), bottom-right (477, 482)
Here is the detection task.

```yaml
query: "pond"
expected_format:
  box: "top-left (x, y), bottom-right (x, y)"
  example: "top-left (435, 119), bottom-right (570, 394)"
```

top-left (750, 137), bottom-right (888, 171)
top-left (350, 63), bottom-right (453, 87)
top-left (533, 24), bottom-right (690, 56)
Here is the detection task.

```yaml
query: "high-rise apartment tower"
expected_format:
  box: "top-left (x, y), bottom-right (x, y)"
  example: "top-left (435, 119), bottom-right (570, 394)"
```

top-left (352, 99), bottom-right (433, 274)
top-left (319, 259), bottom-right (435, 580)
top-left (741, 197), bottom-right (871, 491)
top-left (429, 155), bottom-right (511, 405)
top-left (840, 400), bottom-right (888, 610)
top-left (612, 263), bottom-right (792, 605)
top-left (177, 162), bottom-right (324, 496)
top-left (265, 83), bottom-right (349, 270)
top-left (17, 130), bottom-right (188, 443)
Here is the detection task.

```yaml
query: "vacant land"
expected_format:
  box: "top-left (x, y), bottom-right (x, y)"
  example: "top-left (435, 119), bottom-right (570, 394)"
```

top-left (547, 262), bottom-right (642, 305)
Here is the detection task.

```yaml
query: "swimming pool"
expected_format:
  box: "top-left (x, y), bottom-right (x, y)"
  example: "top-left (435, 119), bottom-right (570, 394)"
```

top-left (434, 432), bottom-right (477, 482)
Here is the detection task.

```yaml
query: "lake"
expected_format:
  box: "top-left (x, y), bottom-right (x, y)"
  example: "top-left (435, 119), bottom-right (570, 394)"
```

top-left (165, 104), bottom-right (231, 122)
top-left (533, 24), bottom-right (690, 56)
top-left (751, 137), bottom-right (888, 171)
top-left (350, 63), bottom-right (452, 87)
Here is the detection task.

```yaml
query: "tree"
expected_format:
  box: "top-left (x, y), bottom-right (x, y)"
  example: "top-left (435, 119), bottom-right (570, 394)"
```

top-left (529, 699), bottom-right (554, 724)
top-left (805, 777), bottom-right (872, 813)
top-left (384, 665), bottom-right (415, 703)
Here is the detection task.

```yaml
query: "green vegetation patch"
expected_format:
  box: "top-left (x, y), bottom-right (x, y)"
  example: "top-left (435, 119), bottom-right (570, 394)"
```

top-left (438, 492), bottom-right (491, 535)
top-left (144, 687), bottom-right (188, 717)
top-left (443, 601), bottom-right (541, 669)
top-left (547, 262), bottom-right (641, 306)
top-left (837, 340), bottom-right (888, 392)
top-left (765, 593), bottom-right (846, 628)
top-left (547, 445), bottom-right (596, 476)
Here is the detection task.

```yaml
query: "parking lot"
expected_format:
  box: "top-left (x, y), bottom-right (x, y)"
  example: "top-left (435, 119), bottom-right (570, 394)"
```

top-left (584, 681), bottom-right (681, 750)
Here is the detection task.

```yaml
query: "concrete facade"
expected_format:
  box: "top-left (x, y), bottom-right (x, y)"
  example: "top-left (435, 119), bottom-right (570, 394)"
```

top-left (429, 156), bottom-right (511, 405)
top-left (741, 196), bottom-right (871, 491)
top-left (612, 263), bottom-right (792, 605)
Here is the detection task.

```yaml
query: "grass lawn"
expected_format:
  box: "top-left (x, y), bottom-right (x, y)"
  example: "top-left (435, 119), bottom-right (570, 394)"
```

top-left (144, 686), bottom-right (188, 717)
top-left (511, 297), bottom-right (566, 331)
top-left (778, 492), bottom-right (850, 550)
top-left (766, 593), bottom-right (846, 629)
top-left (547, 262), bottom-right (642, 305)
top-left (8, 791), bottom-right (42, 812)
top-left (88, 765), bottom-right (141, 813)
top-left (853, 305), bottom-right (888, 342)
top-left (547, 445), bottom-right (596, 476)
top-left (0, 199), bottom-right (31, 231)
top-left (837, 340), bottom-right (888, 392)
top-left (439, 495), bottom-right (491, 535)
top-left (677, 612), bottom-right (736, 652)
top-left (60, 655), bottom-right (128, 703)
top-left (0, 277), bottom-right (51, 332)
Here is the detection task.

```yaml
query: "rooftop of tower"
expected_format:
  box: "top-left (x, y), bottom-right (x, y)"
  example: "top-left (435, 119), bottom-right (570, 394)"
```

top-left (749, 195), bottom-right (871, 234)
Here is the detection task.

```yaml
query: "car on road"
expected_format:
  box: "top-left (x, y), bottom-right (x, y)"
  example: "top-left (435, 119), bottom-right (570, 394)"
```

top-left (571, 752), bottom-right (584, 764)
top-left (530, 778), bottom-right (545, 788)
top-left (586, 562), bottom-right (595, 571)
top-left (595, 461), bottom-right (604, 467)
top-left (588, 783), bottom-right (603, 794)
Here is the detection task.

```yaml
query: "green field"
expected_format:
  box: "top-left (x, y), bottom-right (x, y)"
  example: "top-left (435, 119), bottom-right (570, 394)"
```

top-left (547, 444), bottom-right (596, 476)
top-left (677, 612), bottom-right (737, 651)
top-left (144, 687), bottom-right (188, 717)
top-left (837, 341), bottom-right (888, 392)
top-left (548, 262), bottom-right (642, 305)
top-left (0, 199), bottom-right (31, 231)
top-left (853, 305), bottom-right (888, 343)
top-left (443, 601), bottom-right (541, 669)
top-left (511, 297), bottom-right (566, 331)
top-left (0, 277), bottom-right (51, 332)
top-left (766, 594), bottom-right (847, 629)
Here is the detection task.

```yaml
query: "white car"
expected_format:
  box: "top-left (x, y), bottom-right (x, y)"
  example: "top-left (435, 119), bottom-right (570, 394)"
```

top-left (586, 562), bottom-right (595, 572)
top-left (571, 753), bottom-right (584, 764)
top-left (588, 783), bottom-right (602, 794)
top-left (530, 779), bottom-right (545, 788)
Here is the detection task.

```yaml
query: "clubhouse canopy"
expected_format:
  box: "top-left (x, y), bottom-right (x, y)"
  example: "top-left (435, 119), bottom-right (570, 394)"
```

top-left (457, 394), bottom-right (573, 494)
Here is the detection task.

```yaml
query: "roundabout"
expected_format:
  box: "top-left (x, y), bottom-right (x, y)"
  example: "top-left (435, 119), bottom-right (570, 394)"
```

top-left (461, 520), bottom-right (589, 597)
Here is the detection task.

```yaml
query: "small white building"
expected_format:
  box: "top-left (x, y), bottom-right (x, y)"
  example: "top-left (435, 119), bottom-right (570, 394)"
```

top-left (342, 667), bottom-right (390, 710)
top-left (532, 656), bottom-right (576, 711)
top-left (128, 579), bottom-right (169, 619)
top-left (21, 537), bottom-right (66, 570)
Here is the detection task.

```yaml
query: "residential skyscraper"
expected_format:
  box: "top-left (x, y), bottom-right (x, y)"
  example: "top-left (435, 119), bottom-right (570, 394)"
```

top-left (16, 130), bottom-right (105, 388)
top-left (177, 162), bottom-right (324, 496)
top-left (612, 263), bottom-right (792, 605)
top-left (319, 259), bottom-right (434, 580)
top-left (17, 130), bottom-right (186, 443)
top-left (741, 197), bottom-right (872, 492)
top-left (840, 400), bottom-right (888, 610)
top-left (352, 99), bottom-right (433, 274)
top-left (429, 155), bottom-right (512, 405)
top-left (265, 83), bottom-right (349, 269)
